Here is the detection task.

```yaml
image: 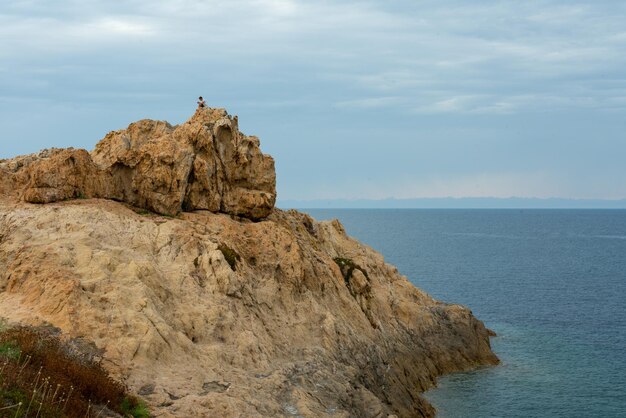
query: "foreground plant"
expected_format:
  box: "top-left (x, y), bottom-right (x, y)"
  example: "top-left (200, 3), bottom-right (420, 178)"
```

top-left (0, 323), bottom-right (149, 417)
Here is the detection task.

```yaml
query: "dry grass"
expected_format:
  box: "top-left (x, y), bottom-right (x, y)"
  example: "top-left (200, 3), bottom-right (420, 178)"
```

top-left (0, 325), bottom-right (148, 417)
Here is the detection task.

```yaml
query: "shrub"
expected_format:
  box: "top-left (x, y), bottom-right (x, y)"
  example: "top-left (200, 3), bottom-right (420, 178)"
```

top-left (0, 325), bottom-right (150, 417)
top-left (333, 257), bottom-right (368, 284)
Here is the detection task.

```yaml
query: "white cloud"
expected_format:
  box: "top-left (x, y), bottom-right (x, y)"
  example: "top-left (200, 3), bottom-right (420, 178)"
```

top-left (2, 1), bottom-right (624, 114)
top-left (89, 17), bottom-right (154, 36)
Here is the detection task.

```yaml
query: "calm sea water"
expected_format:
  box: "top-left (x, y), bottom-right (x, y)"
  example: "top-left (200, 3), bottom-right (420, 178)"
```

top-left (303, 209), bottom-right (626, 418)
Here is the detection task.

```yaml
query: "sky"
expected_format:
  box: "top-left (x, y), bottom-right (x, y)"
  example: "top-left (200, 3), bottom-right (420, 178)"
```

top-left (1, 0), bottom-right (625, 202)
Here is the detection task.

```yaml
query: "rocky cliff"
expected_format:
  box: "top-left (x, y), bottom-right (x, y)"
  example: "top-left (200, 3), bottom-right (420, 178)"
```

top-left (0, 108), bottom-right (498, 417)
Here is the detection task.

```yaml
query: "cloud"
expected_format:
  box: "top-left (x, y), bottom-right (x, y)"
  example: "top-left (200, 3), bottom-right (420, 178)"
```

top-left (2, 1), bottom-right (625, 112)
top-left (1, 0), bottom-right (625, 199)
top-left (414, 96), bottom-right (485, 114)
top-left (89, 17), bottom-right (154, 36)
top-left (333, 96), bottom-right (404, 109)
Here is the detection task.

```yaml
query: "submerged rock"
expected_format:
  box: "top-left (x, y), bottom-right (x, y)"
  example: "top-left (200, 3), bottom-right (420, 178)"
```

top-left (0, 108), bottom-right (498, 417)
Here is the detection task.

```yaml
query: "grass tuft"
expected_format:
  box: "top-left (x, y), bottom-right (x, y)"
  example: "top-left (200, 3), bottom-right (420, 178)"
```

top-left (121, 396), bottom-right (151, 418)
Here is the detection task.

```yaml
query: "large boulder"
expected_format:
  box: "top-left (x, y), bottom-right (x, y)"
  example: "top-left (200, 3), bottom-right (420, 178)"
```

top-left (1, 107), bottom-right (276, 220)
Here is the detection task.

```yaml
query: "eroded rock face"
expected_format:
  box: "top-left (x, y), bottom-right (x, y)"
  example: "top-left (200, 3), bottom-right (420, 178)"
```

top-left (0, 108), bottom-right (276, 220)
top-left (0, 107), bottom-right (498, 417)
top-left (0, 198), bottom-right (498, 417)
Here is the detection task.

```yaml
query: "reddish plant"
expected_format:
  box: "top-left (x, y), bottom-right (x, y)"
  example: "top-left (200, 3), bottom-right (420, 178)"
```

top-left (0, 325), bottom-right (147, 417)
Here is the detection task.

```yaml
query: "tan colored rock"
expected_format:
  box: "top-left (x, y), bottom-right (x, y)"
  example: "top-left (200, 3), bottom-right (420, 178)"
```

top-left (3, 107), bottom-right (276, 220)
top-left (0, 107), bottom-right (498, 416)
top-left (0, 198), bottom-right (498, 417)
top-left (21, 148), bottom-right (105, 203)
top-left (350, 268), bottom-right (370, 294)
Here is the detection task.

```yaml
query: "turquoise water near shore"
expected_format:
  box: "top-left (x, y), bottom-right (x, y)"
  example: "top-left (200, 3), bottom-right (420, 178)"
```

top-left (303, 209), bottom-right (626, 418)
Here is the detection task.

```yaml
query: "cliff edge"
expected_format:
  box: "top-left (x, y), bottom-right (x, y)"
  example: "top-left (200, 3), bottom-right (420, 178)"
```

top-left (0, 108), bottom-right (498, 417)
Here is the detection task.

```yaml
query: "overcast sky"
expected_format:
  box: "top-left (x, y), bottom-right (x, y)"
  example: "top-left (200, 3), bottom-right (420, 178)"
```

top-left (1, 0), bottom-right (625, 201)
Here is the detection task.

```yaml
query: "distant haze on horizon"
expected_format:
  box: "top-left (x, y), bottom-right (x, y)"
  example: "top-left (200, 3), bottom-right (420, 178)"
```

top-left (278, 197), bottom-right (626, 209)
top-left (1, 1), bottom-right (625, 201)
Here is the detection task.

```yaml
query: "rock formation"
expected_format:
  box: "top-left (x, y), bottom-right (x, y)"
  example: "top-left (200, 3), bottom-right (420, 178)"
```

top-left (0, 108), bottom-right (498, 417)
top-left (0, 108), bottom-right (276, 220)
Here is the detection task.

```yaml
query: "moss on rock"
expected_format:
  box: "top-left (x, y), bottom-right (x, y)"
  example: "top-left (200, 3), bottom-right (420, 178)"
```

top-left (219, 244), bottom-right (241, 271)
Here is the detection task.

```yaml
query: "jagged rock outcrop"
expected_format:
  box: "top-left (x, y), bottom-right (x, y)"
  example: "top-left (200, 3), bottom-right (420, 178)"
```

top-left (0, 108), bottom-right (498, 417)
top-left (0, 108), bottom-right (275, 220)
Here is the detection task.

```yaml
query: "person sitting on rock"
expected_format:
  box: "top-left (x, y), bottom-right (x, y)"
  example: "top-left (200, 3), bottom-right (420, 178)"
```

top-left (197, 96), bottom-right (206, 108)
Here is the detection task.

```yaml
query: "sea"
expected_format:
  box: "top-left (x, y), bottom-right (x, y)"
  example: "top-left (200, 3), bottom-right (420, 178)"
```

top-left (302, 209), bottom-right (626, 418)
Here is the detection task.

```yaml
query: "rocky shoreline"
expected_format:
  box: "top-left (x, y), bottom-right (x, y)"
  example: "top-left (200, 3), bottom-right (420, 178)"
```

top-left (0, 108), bottom-right (498, 417)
